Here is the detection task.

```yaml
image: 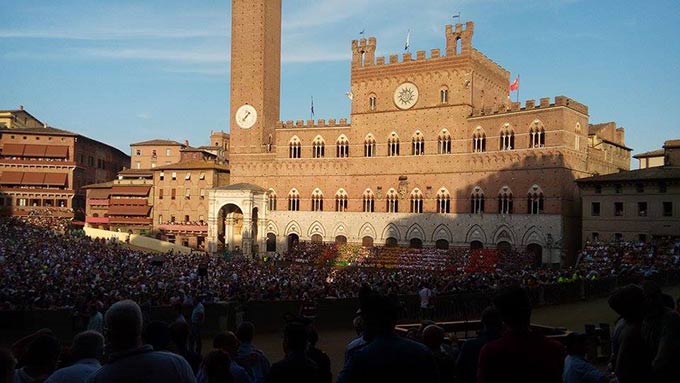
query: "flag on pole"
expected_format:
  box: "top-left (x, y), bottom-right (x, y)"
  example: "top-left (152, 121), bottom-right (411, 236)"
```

top-left (311, 96), bottom-right (315, 119)
top-left (452, 12), bottom-right (461, 19)
top-left (404, 29), bottom-right (410, 51)
top-left (359, 29), bottom-right (365, 35)
top-left (509, 76), bottom-right (519, 91)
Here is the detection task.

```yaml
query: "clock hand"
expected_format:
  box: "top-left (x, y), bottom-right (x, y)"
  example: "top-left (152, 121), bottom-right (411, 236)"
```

top-left (242, 111), bottom-right (251, 121)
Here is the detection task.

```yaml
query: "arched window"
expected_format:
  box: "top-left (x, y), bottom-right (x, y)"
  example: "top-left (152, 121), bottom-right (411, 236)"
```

top-left (436, 188), bottom-right (450, 213)
top-left (369, 95), bottom-right (377, 111)
top-left (362, 189), bottom-right (375, 212)
top-left (438, 129), bottom-right (451, 154)
top-left (388, 132), bottom-right (400, 156)
top-left (499, 124), bottom-right (514, 151)
top-left (288, 189), bottom-right (300, 211)
top-left (336, 135), bottom-right (350, 158)
top-left (471, 186), bottom-right (485, 214)
top-left (386, 188), bottom-right (399, 213)
top-left (575, 123), bottom-right (581, 151)
top-left (473, 127), bottom-right (486, 153)
top-left (498, 186), bottom-right (513, 214)
top-left (529, 120), bottom-right (545, 148)
top-left (527, 185), bottom-right (544, 215)
top-left (364, 134), bottom-right (376, 157)
top-left (311, 188), bottom-right (324, 211)
top-left (440, 87), bottom-right (449, 104)
top-left (412, 131), bottom-right (425, 155)
top-left (268, 189), bottom-right (277, 211)
top-left (410, 189), bottom-right (423, 213)
top-left (335, 189), bottom-right (348, 212)
top-left (312, 136), bottom-right (325, 158)
top-left (289, 136), bottom-right (301, 158)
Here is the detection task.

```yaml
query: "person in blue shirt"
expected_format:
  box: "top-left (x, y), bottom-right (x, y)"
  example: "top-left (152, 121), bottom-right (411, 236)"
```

top-left (563, 333), bottom-right (609, 383)
top-left (45, 331), bottom-right (103, 383)
top-left (235, 322), bottom-right (270, 383)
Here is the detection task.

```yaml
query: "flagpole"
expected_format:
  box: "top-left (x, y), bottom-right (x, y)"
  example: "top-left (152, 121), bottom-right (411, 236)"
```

top-left (516, 74), bottom-right (520, 103)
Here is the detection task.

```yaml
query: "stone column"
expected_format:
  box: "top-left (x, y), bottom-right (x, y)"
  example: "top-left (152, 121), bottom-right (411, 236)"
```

top-left (258, 218), bottom-right (267, 256)
top-left (225, 217), bottom-right (234, 251)
top-left (241, 215), bottom-right (252, 257)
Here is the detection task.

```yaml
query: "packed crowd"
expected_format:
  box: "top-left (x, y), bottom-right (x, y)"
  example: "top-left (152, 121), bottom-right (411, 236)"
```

top-left (2, 282), bottom-right (679, 383)
top-left (1, 216), bottom-right (680, 311)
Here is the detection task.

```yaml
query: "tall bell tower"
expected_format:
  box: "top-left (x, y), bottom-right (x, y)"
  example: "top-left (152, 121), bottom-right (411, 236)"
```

top-left (229, 0), bottom-right (281, 157)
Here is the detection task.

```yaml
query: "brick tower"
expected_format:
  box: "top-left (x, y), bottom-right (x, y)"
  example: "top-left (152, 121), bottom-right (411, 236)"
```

top-left (229, 0), bottom-right (281, 158)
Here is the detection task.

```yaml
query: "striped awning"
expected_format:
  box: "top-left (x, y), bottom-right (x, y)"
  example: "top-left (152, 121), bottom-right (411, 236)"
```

top-left (23, 145), bottom-right (47, 157)
top-left (0, 171), bottom-right (24, 184)
top-left (87, 188), bottom-right (111, 199)
top-left (110, 186), bottom-right (151, 196)
top-left (21, 172), bottom-right (46, 185)
top-left (1, 144), bottom-right (25, 156)
top-left (107, 205), bottom-right (151, 216)
top-left (44, 145), bottom-right (69, 158)
top-left (44, 173), bottom-right (67, 186)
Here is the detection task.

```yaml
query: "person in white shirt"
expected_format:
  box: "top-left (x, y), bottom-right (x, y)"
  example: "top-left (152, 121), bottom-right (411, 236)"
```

top-left (419, 283), bottom-right (434, 320)
top-left (45, 331), bottom-right (103, 383)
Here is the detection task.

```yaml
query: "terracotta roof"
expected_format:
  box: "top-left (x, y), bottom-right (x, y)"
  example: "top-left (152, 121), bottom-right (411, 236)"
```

top-left (153, 160), bottom-right (229, 171)
top-left (130, 139), bottom-right (185, 146)
top-left (118, 168), bottom-right (154, 176)
top-left (0, 126), bottom-right (77, 136)
top-left (111, 185), bottom-right (151, 196)
top-left (633, 149), bottom-right (664, 159)
top-left (87, 188), bottom-right (112, 199)
top-left (576, 166), bottom-right (680, 184)
top-left (664, 139), bottom-right (680, 148)
top-left (83, 181), bottom-right (115, 189)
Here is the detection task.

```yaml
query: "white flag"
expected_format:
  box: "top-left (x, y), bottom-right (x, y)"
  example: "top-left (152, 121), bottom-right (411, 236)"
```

top-left (404, 29), bottom-right (410, 51)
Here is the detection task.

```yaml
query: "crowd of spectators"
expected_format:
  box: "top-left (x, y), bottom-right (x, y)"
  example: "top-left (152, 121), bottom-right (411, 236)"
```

top-left (1, 216), bottom-right (680, 312)
top-left (2, 282), bottom-right (677, 383)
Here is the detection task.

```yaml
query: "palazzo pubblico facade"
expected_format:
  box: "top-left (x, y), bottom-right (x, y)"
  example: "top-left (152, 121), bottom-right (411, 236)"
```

top-left (206, 0), bottom-right (630, 265)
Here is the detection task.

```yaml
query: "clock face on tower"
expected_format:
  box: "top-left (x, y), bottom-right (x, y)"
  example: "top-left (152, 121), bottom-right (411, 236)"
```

top-left (393, 82), bottom-right (419, 109)
top-left (235, 104), bottom-right (258, 129)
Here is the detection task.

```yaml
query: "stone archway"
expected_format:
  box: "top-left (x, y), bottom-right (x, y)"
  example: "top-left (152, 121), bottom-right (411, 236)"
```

top-left (218, 203), bottom-right (244, 253)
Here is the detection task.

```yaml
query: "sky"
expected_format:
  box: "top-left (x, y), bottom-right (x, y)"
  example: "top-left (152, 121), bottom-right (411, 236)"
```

top-left (1, 0), bottom-right (679, 157)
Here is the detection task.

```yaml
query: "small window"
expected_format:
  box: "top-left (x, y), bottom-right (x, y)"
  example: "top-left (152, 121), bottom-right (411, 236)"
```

top-left (592, 232), bottom-right (599, 242)
top-left (663, 202), bottom-right (673, 217)
top-left (614, 202), bottom-right (624, 216)
top-left (184, 188), bottom-right (191, 199)
top-left (159, 189), bottom-right (164, 199)
top-left (160, 172), bottom-right (164, 181)
top-left (185, 172), bottom-right (191, 180)
top-left (637, 202), bottom-right (647, 217)
top-left (184, 215), bottom-right (190, 222)
top-left (135, 149), bottom-right (141, 156)
top-left (171, 188), bottom-right (176, 200)
top-left (200, 189), bottom-right (205, 200)
top-left (172, 172), bottom-right (177, 180)
top-left (166, 148), bottom-right (172, 156)
top-left (159, 215), bottom-right (163, 224)
top-left (199, 173), bottom-right (206, 180)
top-left (135, 161), bottom-right (141, 169)
top-left (369, 96), bottom-right (377, 111)
top-left (591, 202), bottom-right (600, 216)
top-left (440, 88), bottom-right (449, 104)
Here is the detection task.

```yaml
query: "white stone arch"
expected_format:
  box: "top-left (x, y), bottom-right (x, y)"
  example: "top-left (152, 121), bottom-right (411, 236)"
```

top-left (284, 220), bottom-right (302, 236)
top-left (406, 223), bottom-right (425, 241)
top-left (381, 223), bottom-right (401, 240)
top-left (431, 224), bottom-right (453, 242)
top-left (289, 135), bottom-right (301, 145)
top-left (493, 225), bottom-right (516, 245)
top-left (465, 224), bottom-right (487, 243)
top-left (266, 220), bottom-right (279, 235)
top-left (521, 226), bottom-right (546, 247)
top-left (358, 222), bottom-right (377, 239)
top-left (312, 135), bottom-right (325, 144)
top-left (333, 222), bottom-right (349, 238)
top-left (307, 220), bottom-right (326, 238)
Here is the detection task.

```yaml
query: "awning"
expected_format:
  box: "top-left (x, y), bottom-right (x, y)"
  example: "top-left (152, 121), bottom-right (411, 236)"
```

top-left (0, 171), bottom-right (24, 184)
top-left (107, 205), bottom-right (151, 216)
top-left (44, 173), bottom-right (67, 186)
top-left (110, 186), bottom-right (151, 196)
top-left (22, 172), bottom-right (46, 185)
top-left (87, 188), bottom-right (111, 199)
top-left (23, 144), bottom-right (47, 157)
top-left (2, 144), bottom-right (25, 156)
top-left (44, 145), bottom-right (69, 158)
top-left (110, 198), bottom-right (148, 206)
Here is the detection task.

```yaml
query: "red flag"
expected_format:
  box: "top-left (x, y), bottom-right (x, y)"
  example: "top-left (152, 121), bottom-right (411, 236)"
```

top-left (509, 76), bottom-right (519, 91)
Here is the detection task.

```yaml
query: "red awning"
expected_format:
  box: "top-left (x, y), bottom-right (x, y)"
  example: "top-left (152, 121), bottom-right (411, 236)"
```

top-left (2, 144), bottom-right (25, 156)
top-left (107, 205), bottom-right (151, 216)
top-left (23, 144), bottom-right (47, 157)
top-left (87, 188), bottom-right (111, 199)
top-left (0, 171), bottom-right (24, 184)
top-left (21, 172), bottom-right (46, 185)
top-left (110, 186), bottom-right (151, 196)
top-left (44, 145), bottom-right (69, 158)
top-left (110, 198), bottom-right (148, 206)
top-left (44, 173), bottom-right (68, 186)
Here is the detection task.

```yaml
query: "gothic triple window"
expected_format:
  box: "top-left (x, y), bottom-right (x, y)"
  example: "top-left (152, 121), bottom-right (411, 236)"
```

top-left (369, 95), bottom-right (377, 111)
top-left (498, 186), bottom-right (513, 214)
top-left (288, 189), bottom-right (300, 211)
top-left (436, 188), bottom-right (451, 213)
top-left (527, 185), bottom-right (544, 214)
top-left (364, 134), bottom-right (376, 157)
top-left (312, 136), bottom-right (325, 158)
top-left (410, 189), bottom-right (423, 213)
top-left (335, 189), bottom-right (348, 212)
top-left (530, 120), bottom-right (545, 148)
top-left (311, 188), bottom-right (324, 211)
top-left (386, 189), bottom-right (399, 213)
top-left (499, 124), bottom-right (515, 151)
top-left (438, 129), bottom-right (451, 154)
top-left (473, 127), bottom-right (486, 153)
top-left (268, 189), bottom-right (277, 211)
top-left (471, 186), bottom-right (485, 214)
top-left (388, 133), bottom-right (400, 156)
top-left (336, 135), bottom-right (350, 158)
top-left (289, 137), bottom-right (301, 159)
top-left (412, 131), bottom-right (425, 155)
top-left (440, 87), bottom-right (449, 104)
top-left (362, 189), bottom-right (375, 212)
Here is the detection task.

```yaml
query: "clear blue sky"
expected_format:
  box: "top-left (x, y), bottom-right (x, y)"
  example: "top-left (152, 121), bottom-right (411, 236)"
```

top-left (1, 0), bottom-right (678, 157)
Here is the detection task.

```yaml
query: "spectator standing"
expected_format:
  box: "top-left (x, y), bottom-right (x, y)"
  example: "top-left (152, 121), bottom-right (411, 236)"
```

top-left (190, 296), bottom-right (206, 355)
top-left (419, 283), bottom-right (434, 320)
top-left (265, 322), bottom-right (321, 383)
top-left (477, 286), bottom-right (564, 383)
top-left (199, 332), bottom-right (252, 383)
top-left (13, 334), bottom-right (61, 383)
top-left (201, 351), bottom-right (234, 383)
top-left (86, 303), bottom-right (104, 334)
top-left (45, 331), bottom-right (103, 383)
top-left (169, 321), bottom-right (202, 374)
top-left (422, 324), bottom-right (456, 383)
top-left (641, 282), bottom-right (680, 382)
top-left (87, 299), bottom-right (196, 383)
top-left (337, 287), bottom-right (439, 383)
top-left (562, 333), bottom-right (609, 383)
top-left (235, 322), bottom-right (270, 383)
top-left (306, 329), bottom-right (331, 383)
top-left (456, 307), bottom-right (503, 383)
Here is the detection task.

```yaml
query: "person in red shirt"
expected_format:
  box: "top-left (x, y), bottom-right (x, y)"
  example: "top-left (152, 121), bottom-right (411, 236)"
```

top-left (477, 286), bottom-right (564, 383)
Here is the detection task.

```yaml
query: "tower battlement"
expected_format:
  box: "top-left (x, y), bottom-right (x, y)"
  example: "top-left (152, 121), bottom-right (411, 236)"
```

top-left (278, 118), bottom-right (350, 129)
top-left (470, 96), bottom-right (589, 117)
